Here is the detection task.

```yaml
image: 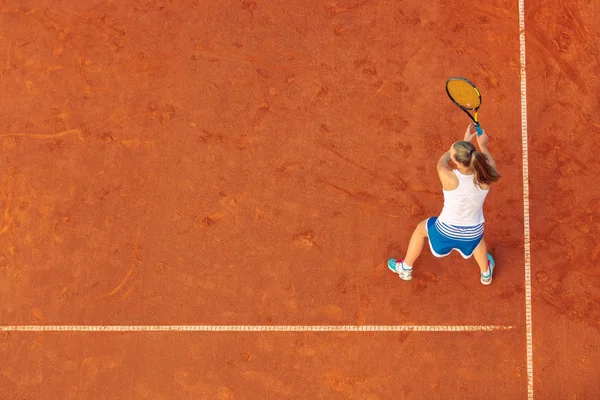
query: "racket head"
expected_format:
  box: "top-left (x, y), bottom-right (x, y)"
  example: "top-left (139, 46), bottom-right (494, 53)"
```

top-left (445, 77), bottom-right (481, 111)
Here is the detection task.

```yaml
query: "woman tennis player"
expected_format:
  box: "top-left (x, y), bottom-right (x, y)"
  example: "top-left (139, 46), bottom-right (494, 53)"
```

top-left (388, 124), bottom-right (501, 285)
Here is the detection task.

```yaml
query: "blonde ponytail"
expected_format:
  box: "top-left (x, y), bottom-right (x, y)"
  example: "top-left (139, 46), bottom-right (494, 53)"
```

top-left (453, 141), bottom-right (501, 187)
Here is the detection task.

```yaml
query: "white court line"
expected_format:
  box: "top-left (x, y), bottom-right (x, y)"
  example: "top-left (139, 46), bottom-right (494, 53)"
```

top-left (0, 325), bottom-right (515, 332)
top-left (519, 0), bottom-right (534, 399)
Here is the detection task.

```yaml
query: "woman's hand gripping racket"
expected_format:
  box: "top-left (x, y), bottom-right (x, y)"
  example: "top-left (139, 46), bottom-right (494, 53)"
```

top-left (446, 77), bottom-right (483, 136)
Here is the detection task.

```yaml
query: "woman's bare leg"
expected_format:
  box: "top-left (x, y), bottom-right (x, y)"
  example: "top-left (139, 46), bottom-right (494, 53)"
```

top-left (404, 219), bottom-right (429, 266)
top-left (472, 238), bottom-right (489, 274)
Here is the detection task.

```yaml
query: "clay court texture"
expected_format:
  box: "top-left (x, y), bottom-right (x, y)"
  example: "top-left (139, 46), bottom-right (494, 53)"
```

top-left (0, 0), bottom-right (599, 399)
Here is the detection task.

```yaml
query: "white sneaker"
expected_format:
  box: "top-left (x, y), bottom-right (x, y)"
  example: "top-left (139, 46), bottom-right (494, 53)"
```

top-left (480, 253), bottom-right (495, 285)
top-left (388, 258), bottom-right (412, 281)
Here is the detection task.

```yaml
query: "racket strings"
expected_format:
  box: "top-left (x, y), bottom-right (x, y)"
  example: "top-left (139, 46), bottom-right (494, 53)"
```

top-left (446, 80), bottom-right (481, 109)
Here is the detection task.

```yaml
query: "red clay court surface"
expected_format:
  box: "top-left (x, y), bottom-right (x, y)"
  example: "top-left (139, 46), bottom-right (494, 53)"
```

top-left (0, 0), bottom-right (598, 399)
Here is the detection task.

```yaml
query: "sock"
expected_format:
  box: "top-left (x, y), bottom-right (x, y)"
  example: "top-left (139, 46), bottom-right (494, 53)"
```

top-left (402, 261), bottom-right (413, 271)
top-left (482, 267), bottom-right (491, 277)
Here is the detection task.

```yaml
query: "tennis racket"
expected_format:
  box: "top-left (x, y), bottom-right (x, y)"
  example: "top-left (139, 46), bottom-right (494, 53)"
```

top-left (445, 77), bottom-right (483, 135)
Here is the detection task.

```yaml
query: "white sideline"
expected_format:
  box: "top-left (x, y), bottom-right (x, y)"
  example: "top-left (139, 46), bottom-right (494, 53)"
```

top-left (519, 0), bottom-right (534, 398)
top-left (0, 325), bottom-right (516, 332)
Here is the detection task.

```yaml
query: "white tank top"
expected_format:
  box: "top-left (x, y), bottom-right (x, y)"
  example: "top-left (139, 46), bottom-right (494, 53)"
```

top-left (438, 170), bottom-right (488, 226)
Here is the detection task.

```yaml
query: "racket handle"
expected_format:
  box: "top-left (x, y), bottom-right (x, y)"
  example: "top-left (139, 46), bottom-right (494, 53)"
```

top-left (474, 124), bottom-right (483, 136)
